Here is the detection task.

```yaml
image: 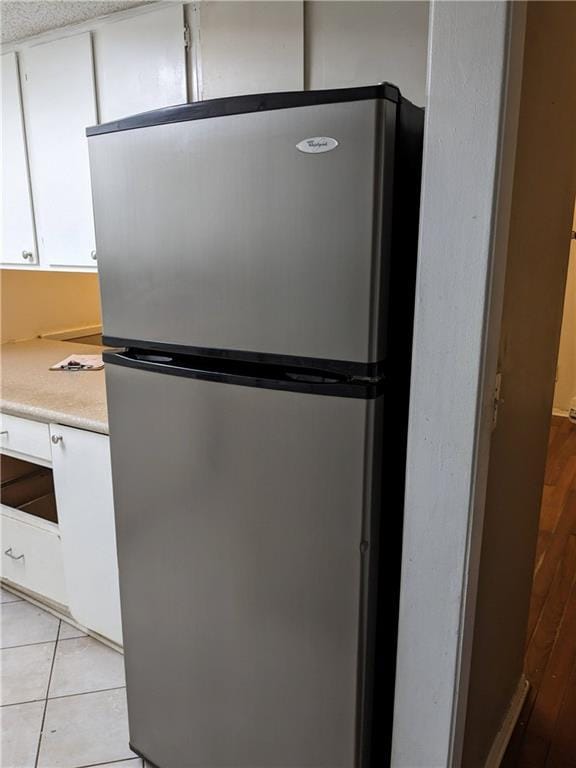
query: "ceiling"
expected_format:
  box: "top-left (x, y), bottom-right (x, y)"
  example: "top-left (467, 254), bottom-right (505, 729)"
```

top-left (1, 0), bottom-right (154, 44)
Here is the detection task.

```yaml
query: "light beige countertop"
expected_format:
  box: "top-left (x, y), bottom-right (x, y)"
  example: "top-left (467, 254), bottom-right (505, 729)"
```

top-left (1, 339), bottom-right (109, 434)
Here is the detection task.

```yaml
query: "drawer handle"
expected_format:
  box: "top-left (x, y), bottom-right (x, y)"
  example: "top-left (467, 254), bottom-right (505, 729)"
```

top-left (0, 431), bottom-right (7, 436)
top-left (4, 547), bottom-right (24, 562)
top-left (51, 435), bottom-right (63, 444)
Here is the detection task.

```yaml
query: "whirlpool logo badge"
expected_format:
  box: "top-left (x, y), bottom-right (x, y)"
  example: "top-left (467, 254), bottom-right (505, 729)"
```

top-left (296, 137), bottom-right (339, 154)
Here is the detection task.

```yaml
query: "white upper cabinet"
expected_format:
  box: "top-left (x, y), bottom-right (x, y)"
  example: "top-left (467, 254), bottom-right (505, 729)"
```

top-left (21, 34), bottom-right (97, 268)
top-left (198, 1), bottom-right (303, 100)
top-left (305, 1), bottom-right (428, 106)
top-left (94, 4), bottom-right (187, 122)
top-left (1, 52), bottom-right (37, 266)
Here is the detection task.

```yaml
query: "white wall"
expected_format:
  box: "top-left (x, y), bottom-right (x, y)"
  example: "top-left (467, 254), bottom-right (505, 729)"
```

top-left (392, 2), bottom-right (525, 765)
top-left (0, 271), bottom-right (101, 342)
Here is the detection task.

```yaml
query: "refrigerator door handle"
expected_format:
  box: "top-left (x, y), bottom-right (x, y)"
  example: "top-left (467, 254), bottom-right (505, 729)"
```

top-left (102, 349), bottom-right (383, 399)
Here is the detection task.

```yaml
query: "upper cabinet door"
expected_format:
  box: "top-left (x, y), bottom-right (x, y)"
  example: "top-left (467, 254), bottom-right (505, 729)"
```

top-left (94, 5), bottom-right (187, 122)
top-left (198, 1), bottom-right (303, 100)
top-left (1, 53), bottom-right (37, 266)
top-left (304, 2), bottom-right (428, 106)
top-left (21, 34), bottom-right (97, 268)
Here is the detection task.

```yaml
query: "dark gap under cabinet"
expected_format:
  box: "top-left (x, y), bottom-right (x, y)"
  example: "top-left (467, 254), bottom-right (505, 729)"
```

top-left (0, 455), bottom-right (58, 524)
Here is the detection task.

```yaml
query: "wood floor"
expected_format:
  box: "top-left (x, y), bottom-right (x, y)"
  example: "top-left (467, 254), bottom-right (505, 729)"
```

top-left (504, 415), bottom-right (576, 767)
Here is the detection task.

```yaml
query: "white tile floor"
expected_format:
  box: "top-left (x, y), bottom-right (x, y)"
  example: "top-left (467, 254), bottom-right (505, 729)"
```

top-left (1, 587), bottom-right (143, 768)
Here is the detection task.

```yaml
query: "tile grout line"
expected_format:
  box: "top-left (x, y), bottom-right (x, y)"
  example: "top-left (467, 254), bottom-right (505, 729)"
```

top-left (1, 638), bottom-right (67, 651)
top-left (51, 635), bottom-right (91, 645)
top-left (74, 758), bottom-right (143, 768)
top-left (34, 618), bottom-right (61, 768)
top-left (1, 685), bottom-right (127, 709)
top-left (47, 685), bottom-right (127, 703)
top-left (1, 695), bottom-right (50, 709)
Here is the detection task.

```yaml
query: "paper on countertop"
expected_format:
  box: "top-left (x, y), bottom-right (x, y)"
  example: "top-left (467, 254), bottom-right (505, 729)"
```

top-left (50, 354), bottom-right (104, 371)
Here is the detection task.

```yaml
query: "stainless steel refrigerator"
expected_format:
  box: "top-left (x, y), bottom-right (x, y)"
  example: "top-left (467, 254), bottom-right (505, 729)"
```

top-left (87, 83), bottom-right (423, 768)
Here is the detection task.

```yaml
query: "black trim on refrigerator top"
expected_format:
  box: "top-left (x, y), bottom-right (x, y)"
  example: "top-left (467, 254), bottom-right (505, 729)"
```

top-left (103, 348), bottom-right (385, 400)
top-left (86, 82), bottom-right (402, 136)
top-left (102, 335), bottom-right (385, 379)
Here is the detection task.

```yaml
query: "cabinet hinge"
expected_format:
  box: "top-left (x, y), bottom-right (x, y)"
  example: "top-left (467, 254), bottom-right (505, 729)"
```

top-left (184, 24), bottom-right (192, 50)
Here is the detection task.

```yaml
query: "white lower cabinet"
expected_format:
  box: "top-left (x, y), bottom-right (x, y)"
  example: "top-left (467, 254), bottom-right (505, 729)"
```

top-left (0, 413), bottom-right (51, 463)
top-left (1, 507), bottom-right (67, 605)
top-left (50, 424), bottom-right (122, 645)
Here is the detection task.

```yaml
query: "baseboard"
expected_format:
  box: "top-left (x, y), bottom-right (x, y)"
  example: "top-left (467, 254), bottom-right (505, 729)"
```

top-left (552, 408), bottom-right (569, 418)
top-left (40, 324), bottom-right (102, 341)
top-left (484, 676), bottom-right (529, 768)
top-left (1, 579), bottom-right (69, 617)
top-left (0, 578), bottom-right (122, 653)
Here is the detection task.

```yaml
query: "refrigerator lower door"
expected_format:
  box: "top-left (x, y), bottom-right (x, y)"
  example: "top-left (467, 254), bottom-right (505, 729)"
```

top-left (106, 361), bottom-right (382, 768)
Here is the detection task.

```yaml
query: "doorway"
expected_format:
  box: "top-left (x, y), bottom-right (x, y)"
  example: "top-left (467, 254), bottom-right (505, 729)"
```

top-left (461, 3), bottom-right (576, 751)
top-left (392, 3), bottom-right (576, 765)
top-left (502, 210), bottom-right (576, 765)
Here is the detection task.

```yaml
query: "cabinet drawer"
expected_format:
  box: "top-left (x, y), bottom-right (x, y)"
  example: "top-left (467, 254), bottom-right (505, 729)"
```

top-left (0, 414), bottom-right (51, 462)
top-left (1, 509), bottom-right (67, 606)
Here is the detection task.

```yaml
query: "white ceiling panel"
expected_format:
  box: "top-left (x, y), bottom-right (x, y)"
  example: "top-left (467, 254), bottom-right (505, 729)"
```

top-left (1, 1), bottom-right (154, 44)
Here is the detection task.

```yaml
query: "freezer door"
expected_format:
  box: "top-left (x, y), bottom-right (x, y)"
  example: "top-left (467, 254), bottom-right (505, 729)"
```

top-left (106, 362), bottom-right (381, 768)
top-left (88, 98), bottom-right (396, 365)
